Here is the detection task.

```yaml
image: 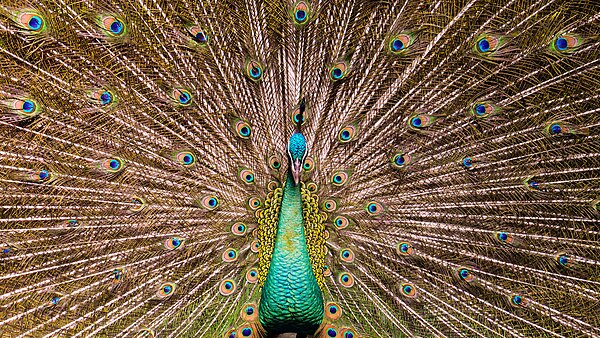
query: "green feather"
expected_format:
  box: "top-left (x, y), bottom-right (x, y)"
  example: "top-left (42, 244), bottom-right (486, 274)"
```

top-left (259, 173), bottom-right (324, 335)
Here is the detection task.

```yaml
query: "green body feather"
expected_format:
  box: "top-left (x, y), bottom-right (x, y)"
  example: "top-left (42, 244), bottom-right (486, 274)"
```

top-left (259, 173), bottom-right (324, 334)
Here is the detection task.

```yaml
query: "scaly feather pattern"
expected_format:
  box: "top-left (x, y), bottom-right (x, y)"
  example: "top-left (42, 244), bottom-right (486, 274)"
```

top-left (0, 0), bottom-right (599, 337)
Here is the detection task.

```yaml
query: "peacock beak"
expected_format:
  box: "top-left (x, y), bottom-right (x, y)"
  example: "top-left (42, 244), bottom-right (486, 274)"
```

top-left (292, 158), bottom-right (302, 185)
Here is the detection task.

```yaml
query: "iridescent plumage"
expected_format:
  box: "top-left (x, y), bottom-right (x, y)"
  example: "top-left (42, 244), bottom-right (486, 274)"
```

top-left (0, 0), bottom-right (599, 337)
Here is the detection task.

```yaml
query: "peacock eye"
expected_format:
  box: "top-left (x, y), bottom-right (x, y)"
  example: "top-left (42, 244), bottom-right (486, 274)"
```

top-left (100, 15), bottom-right (126, 36)
top-left (329, 61), bottom-right (348, 81)
top-left (559, 255), bottom-right (568, 265)
top-left (179, 92), bottom-right (190, 104)
top-left (239, 168), bottom-right (255, 184)
top-left (250, 240), bottom-right (260, 252)
top-left (248, 196), bottom-right (262, 209)
top-left (240, 327), bottom-right (253, 337)
top-left (333, 216), bottom-right (349, 229)
top-left (184, 155), bottom-right (193, 165)
top-left (396, 241), bottom-right (413, 256)
top-left (550, 124), bottom-right (562, 134)
top-left (196, 31), bottom-right (206, 42)
top-left (341, 329), bottom-right (356, 338)
top-left (51, 296), bottom-right (61, 305)
top-left (470, 101), bottom-right (499, 119)
top-left (101, 157), bottom-right (124, 173)
top-left (268, 155), bottom-right (282, 170)
top-left (222, 248), bottom-right (238, 262)
top-left (295, 9), bottom-right (306, 21)
top-left (18, 11), bottom-right (46, 33)
top-left (391, 39), bottom-right (404, 51)
top-left (170, 88), bottom-right (192, 106)
top-left (401, 283), bottom-right (417, 297)
top-left (331, 68), bottom-right (343, 79)
top-left (477, 38), bottom-right (490, 52)
top-left (556, 253), bottom-right (570, 267)
top-left (294, 112), bottom-right (305, 124)
top-left (391, 151), bottom-right (413, 170)
top-left (411, 116), bottom-right (422, 127)
top-left (245, 60), bottom-right (263, 81)
top-left (323, 199), bottom-right (337, 211)
top-left (338, 125), bottom-right (357, 142)
top-left (555, 37), bottom-right (567, 50)
top-left (112, 267), bottom-right (125, 281)
top-left (510, 294), bottom-right (526, 307)
top-left (100, 91), bottom-right (112, 105)
top-left (110, 20), bottom-right (123, 34)
top-left (177, 151), bottom-right (195, 166)
top-left (462, 157), bottom-right (473, 168)
top-left (240, 126), bottom-right (250, 137)
top-left (219, 279), bottom-right (236, 295)
top-left (496, 231), bottom-right (514, 244)
top-left (331, 171), bottom-right (349, 186)
top-left (39, 169), bottom-right (50, 181)
top-left (474, 104), bottom-right (486, 115)
top-left (129, 196), bottom-right (146, 212)
top-left (232, 222), bottom-right (247, 235)
top-left (389, 33), bottom-right (414, 53)
top-left (325, 302), bottom-right (342, 321)
top-left (395, 154), bottom-right (406, 165)
top-left (407, 113), bottom-right (436, 130)
top-left (339, 249), bottom-right (355, 262)
top-left (164, 237), bottom-right (183, 250)
top-left (303, 157), bottom-right (314, 172)
top-left (240, 303), bottom-right (258, 322)
top-left (338, 272), bottom-right (354, 287)
top-left (187, 25), bottom-right (208, 45)
top-left (28, 15), bottom-right (42, 30)
top-left (23, 100), bottom-right (36, 112)
top-left (473, 34), bottom-right (503, 56)
top-left (457, 267), bottom-right (475, 282)
top-left (233, 120), bottom-right (252, 139)
top-left (551, 34), bottom-right (581, 53)
top-left (199, 195), bottom-right (219, 210)
top-left (157, 282), bottom-right (176, 298)
top-left (293, 1), bottom-right (310, 24)
top-left (365, 201), bottom-right (383, 216)
top-left (246, 268), bottom-right (259, 283)
top-left (66, 219), bottom-right (79, 228)
top-left (7, 97), bottom-right (43, 118)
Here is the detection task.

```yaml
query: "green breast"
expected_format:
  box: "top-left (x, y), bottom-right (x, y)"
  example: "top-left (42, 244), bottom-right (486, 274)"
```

top-left (258, 174), bottom-right (324, 334)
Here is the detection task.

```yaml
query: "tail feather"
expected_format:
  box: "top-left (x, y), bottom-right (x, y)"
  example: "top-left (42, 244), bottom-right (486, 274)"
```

top-left (1, 0), bottom-right (600, 337)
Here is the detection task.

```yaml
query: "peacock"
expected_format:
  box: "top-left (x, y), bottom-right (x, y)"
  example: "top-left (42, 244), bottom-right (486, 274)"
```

top-left (0, 0), bottom-right (599, 336)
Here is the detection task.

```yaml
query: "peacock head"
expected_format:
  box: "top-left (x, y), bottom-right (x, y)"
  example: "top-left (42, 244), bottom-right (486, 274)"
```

top-left (287, 132), bottom-right (307, 185)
